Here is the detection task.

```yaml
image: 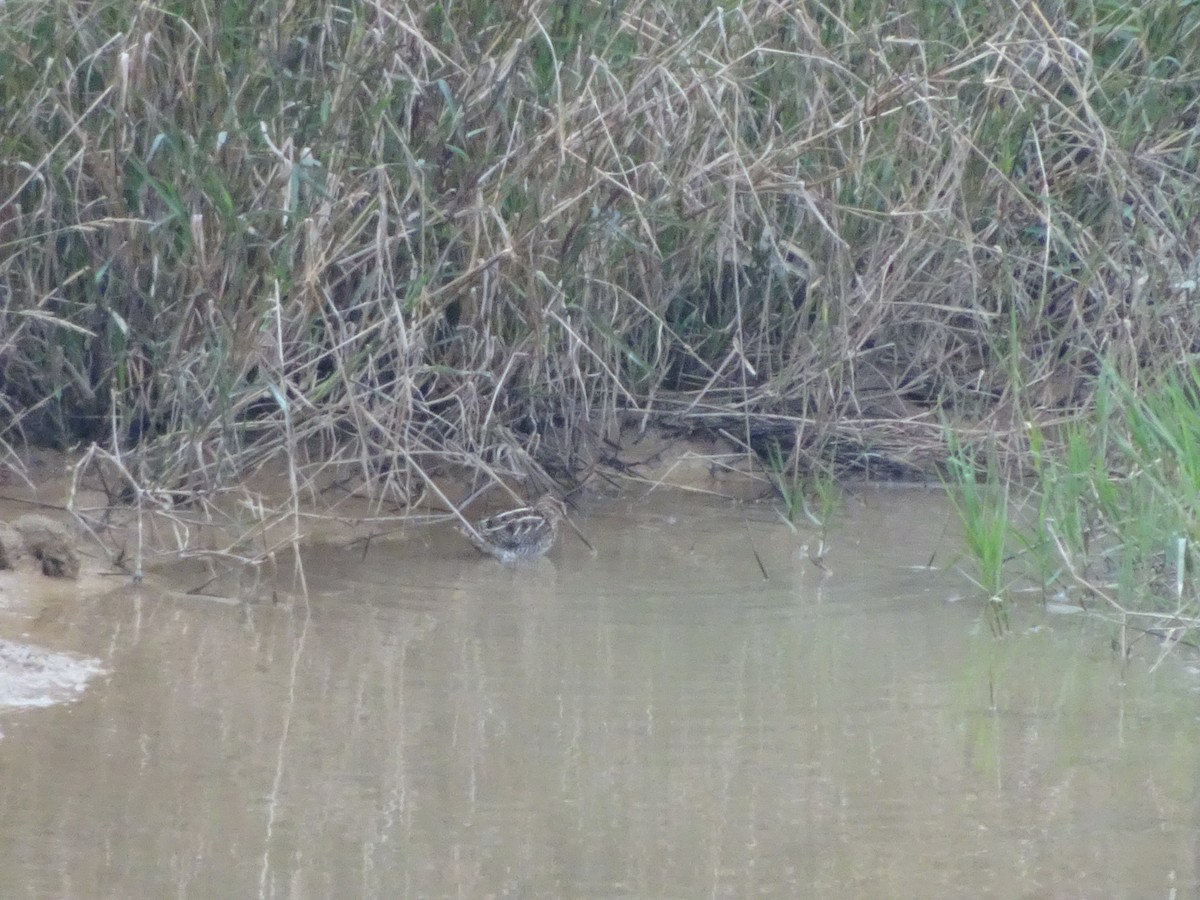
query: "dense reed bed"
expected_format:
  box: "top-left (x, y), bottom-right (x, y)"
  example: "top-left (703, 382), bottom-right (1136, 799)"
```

top-left (2, 1), bottom-right (1199, 625)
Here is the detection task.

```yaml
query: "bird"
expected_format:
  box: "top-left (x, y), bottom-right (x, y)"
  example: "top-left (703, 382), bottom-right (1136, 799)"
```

top-left (460, 495), bottom-right (572, 564)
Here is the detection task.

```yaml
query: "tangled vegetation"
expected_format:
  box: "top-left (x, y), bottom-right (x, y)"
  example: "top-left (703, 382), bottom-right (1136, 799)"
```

top-left (1, 1), bottom-right (1199, 627)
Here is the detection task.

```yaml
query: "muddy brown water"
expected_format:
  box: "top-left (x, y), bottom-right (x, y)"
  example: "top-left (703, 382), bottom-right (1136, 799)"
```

top-left (1, 490), bottom-right (1198, 898)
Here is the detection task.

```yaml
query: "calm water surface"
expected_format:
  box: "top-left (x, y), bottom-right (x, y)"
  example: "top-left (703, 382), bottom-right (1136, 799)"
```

top-left (1, 489), bottom-right (1198, 898)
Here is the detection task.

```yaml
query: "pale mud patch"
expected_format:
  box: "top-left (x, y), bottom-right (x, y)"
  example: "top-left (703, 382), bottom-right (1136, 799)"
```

top-left (602, 424), bottom-right (765, 498)
top-left (0, 428), bottom-right (772, 613)
top-left (0, 429), bottom-right (770, 560)
top-left (2, 513), bottom-right (81, 578)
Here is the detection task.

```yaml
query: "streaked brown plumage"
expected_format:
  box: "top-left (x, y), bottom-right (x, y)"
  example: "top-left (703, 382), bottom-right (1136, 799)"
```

top-left (461, 495), bottom-right (569, 563)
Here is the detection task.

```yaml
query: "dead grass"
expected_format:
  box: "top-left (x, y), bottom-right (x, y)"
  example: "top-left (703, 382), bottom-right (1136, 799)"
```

top-left (0, 0), bottom-right (1197, 562)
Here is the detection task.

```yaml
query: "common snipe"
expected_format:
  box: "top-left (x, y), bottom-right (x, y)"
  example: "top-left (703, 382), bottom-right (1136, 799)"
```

top-left (461, 495), bottom-right (571, 564)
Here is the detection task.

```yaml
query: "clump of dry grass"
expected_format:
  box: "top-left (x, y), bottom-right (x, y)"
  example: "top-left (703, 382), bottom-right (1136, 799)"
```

top-left (1, 0), bottom-right (1198, 560)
